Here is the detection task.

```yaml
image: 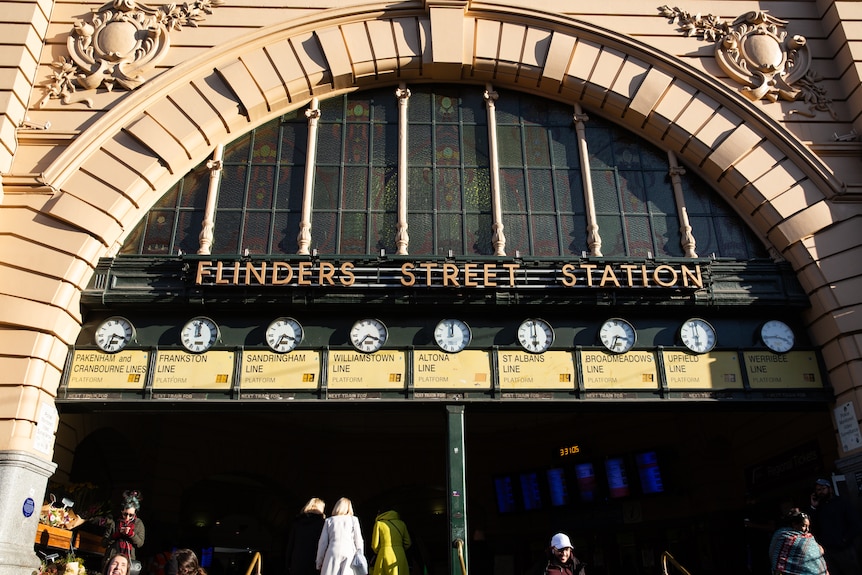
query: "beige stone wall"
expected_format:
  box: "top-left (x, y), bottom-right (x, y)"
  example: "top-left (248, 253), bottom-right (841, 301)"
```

top-left (0, 0), bottom-right (860, 464)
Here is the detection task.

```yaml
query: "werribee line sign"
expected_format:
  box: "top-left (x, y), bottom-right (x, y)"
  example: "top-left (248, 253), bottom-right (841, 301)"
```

top-left (193, 259), bottom-right (705, 290)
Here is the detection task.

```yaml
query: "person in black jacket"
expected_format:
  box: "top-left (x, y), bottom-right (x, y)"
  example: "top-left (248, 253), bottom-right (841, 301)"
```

top-left (809, 479), bottom-right (861, 575)
top-left (287, 498), bottom-right (327, 575)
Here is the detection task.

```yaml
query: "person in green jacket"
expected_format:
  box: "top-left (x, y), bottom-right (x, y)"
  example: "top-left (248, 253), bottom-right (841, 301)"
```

top-left (370, 510), bottom-right (411, 575)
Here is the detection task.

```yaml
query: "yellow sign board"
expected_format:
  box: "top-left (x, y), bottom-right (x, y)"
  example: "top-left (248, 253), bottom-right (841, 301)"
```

top-left (744, 351), bottom-right (823, 388)
top-left (152, 351), bottom-right (234, 389)
top-left (498, 351), bottom-right (575, 389)
top-left (581, 351), bottom-right (659, 389)
top-left (327, 350), bottom-right (406, 389)
top-left (240, 351), bottom-right (321, 389)
top-left (67, 350), bottom-right (149, 389)
top-left (413, 350), bottom-right (491, 389)
top-left (662, 351), bottom-right (744, 389)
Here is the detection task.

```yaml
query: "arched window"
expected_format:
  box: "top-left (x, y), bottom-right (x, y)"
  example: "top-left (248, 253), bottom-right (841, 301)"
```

top-left (119, 86), bottom-right (767, 260)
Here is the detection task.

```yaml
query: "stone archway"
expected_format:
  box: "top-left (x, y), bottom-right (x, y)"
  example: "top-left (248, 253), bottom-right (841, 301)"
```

top-left (28, 3), bottom-right (856, 381)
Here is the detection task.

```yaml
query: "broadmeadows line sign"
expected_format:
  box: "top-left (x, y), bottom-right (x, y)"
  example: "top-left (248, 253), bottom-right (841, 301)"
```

top-left (193, 259), bottom-right (706, 290)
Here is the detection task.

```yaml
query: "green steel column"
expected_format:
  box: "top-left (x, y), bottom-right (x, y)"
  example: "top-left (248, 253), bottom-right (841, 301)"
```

top-left (447, 405), bottom-right (468, 575)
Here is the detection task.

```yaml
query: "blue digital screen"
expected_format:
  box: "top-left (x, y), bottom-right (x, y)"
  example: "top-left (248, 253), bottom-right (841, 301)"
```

top-left (546, 468), bottom-right (569, 506)
top-left (520, 472), bottom-right (542, 510)
top-left (494, 476), bottom-right (516, 513)
top-left (636, 450), bottom-right (665, 494)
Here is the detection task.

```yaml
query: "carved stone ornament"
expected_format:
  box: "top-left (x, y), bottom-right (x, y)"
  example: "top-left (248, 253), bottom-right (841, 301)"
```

top-left (658, 6), bottom-right (836, 119)
top-left (39, 0), bottom-right (222, 108)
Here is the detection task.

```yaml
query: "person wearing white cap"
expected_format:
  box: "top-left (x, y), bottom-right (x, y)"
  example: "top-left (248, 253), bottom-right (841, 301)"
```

top-left (541, 533), bottom-right (585, 575)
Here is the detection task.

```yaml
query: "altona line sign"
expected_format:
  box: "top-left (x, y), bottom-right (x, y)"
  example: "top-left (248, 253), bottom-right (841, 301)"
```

top-left (193, 260), bottom-right (705, 290)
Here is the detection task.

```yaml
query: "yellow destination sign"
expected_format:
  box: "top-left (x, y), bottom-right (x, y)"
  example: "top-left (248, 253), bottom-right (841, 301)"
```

top-left (241, 351), bottom-right (321, 389)
top-left (327, 350), bottom-right (406, 389)
top-left (744, 351), bottom-right (823, 389)
top-left (498, 351), bottom-right (575, 389)
top-left (662, 351), bottom-right (743, 389)
top-left (413, 350), bottom-right (491, 389)
top-left (153, 351), bottom-right (234, 389)
top-left (581, 351), bottom-right (659, 389)
top-left (68, 350), bottom-right (149, 389)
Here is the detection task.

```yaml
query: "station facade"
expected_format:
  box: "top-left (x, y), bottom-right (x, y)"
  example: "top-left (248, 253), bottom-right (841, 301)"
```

top-left (1, 2), bottom-right (862, 575)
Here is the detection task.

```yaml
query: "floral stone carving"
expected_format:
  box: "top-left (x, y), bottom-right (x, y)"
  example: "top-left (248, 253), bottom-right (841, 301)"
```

top-left (39, 0), bottom-right (222, 108)
top-left (658, 6), bottom-right (836, 118)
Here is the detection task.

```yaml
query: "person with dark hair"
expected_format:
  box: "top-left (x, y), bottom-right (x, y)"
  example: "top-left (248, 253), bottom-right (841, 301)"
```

top-left (168, 549), bottom-right (207, 575)
top-left (768, 508), bottom-right (828, 575)
top-left (809, 478), bottom-right (861, 575)
top-left (287, 498), bottom-right (326, 575)
top-left (104, 491), bottom-right (146, 568)
top-left (105, 554), bottom-right (131, 575)
top-left (542, 533), bottom-right (586, 575)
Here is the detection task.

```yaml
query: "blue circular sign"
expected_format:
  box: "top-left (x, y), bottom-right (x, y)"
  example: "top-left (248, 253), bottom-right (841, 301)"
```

top-left (23, 497), bottom-right (35, 518)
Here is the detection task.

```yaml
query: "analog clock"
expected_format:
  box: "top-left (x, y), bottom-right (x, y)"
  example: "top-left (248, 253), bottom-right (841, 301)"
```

top-left (180, 316), bottom-right (220, 353)
top-left (350, 318), bottom-right (387, 353)
top-left (679, 318), bottom-right (717, 354)
top-left (434, 318), bottom-right (472, 353)
top-left (760, 320), bottom-right (794, 353)
top-left (517, 318), bottom-right (554, 353)
top-left (94, 316), bottom-right (135, 353)
top-left (265, 317), bottom-right (303, 353)
top-left (599, 318), bottom-right (636, 353)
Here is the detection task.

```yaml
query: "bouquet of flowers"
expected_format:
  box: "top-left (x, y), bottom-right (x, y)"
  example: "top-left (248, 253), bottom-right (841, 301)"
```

top-left (39, 494), bottom-right (83, 530)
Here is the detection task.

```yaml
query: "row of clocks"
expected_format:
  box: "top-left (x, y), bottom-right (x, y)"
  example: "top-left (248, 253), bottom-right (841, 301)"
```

top-left (94, 316), bottom-right (796, 355)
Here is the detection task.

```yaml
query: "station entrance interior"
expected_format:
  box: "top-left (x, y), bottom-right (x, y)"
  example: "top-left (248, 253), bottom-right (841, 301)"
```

top-left (56, 403), bottom-right (836, 575)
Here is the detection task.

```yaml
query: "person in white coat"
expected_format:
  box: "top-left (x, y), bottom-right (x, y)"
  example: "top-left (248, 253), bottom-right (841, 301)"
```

top-left (316, 497), bottom-right (366, 575)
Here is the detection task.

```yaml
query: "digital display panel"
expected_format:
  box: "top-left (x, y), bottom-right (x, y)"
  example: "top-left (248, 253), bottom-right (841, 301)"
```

top-left (546, 468), bottom-right (569, 506)
top-left (520, 472), bottom-right (542, 511)
top-left (636, 450), bottom-right (665, 494)
top-left (494, 476), bottom-right (516, 513)
top-left (605, 457), bottom-right (630, 498)
top-left (575, 462), bottom-right (597, 502)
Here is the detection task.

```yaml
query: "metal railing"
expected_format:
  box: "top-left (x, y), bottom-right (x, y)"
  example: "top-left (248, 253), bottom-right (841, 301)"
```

top-left (244, 551), bottom-right (262, 575)
top-left (661, 551), bottom-right (692, 575)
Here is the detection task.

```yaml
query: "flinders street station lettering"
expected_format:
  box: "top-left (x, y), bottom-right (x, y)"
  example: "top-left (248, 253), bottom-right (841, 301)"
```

top-left (194, 259), bottom-right (704, 290)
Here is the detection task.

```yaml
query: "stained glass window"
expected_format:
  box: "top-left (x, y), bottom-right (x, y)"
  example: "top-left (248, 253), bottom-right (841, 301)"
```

top-left (120, 86), bottom-right (768, 262)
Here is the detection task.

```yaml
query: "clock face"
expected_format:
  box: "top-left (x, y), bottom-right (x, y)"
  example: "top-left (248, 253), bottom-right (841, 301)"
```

top-left (265, 317), bottom-right (303, 353)
top-left (680, 318), bottom-right (717, 354)
top-left (434, 319), bottom-right (472, 353)
top-left (760, 320), bottom-right (794, 353)
top-left (350, 318), bottom-right (387, 353)
top-left (95, 316), bottom-right (135, 353)
top-left (180, 316), bottom-right (220, 353)
top-left (599, 318), bottom-right (636, 353)
top-left (517, 318), bottom-right (554, 353)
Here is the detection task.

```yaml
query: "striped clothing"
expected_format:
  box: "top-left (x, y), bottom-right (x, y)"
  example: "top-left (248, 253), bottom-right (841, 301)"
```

top-left (769, 527), bottom-right (829, 575)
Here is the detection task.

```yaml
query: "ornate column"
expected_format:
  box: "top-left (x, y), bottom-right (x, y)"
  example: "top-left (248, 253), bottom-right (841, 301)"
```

top-left (197, 146), bottom-right (224, 255)
top-left (297, 99), bottom-right (321, 255)
top-left (574, 104), bottom-right (602, 256)
top-left (667, 151), bottom-right (697, 258)
top-left (484, 85), bottom-right (506, 256)
top-left (396, 84), bottom-right (411, 255)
